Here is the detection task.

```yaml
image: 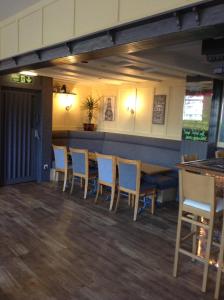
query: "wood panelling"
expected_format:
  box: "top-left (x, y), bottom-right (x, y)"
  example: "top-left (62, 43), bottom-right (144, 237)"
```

top-left (0, 182), bottom-right (219, 300)
top-left (119, 0), bottom-right (203, 23)
top-left (19, 10), bottom-right (42, 53)
top-left (43, 0), bottom-right (75, 46)
top-left (0, 0), bottom-right (203, 60)
top-left (75, 0), bottom-right (118, 37)
top-left (95, 81), bottom-right (185, 140)
top-left (0, 21), bottom-right (18, 59)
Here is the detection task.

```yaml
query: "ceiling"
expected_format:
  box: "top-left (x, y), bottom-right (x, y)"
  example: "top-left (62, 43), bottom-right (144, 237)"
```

top-left (0, 0), bottom-right (41, 21)
top-left (35, 40), bottom-right (219, 86)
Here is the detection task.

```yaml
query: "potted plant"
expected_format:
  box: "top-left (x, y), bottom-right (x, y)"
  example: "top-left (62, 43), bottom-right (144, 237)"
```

top-left (81, 96), bottom-right (101, 131)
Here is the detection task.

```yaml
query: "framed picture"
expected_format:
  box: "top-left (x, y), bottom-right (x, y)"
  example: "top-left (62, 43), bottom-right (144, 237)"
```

top-left (152, 95), bottom-right (166, 125)
top-left (103, 96), bottom-right (115, 121)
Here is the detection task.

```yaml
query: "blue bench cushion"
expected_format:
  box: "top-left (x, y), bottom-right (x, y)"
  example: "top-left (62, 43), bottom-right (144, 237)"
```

top-left (140, 181), bottom-right (157, 194)
top-left (142, 174), bottom-right (178, 190)
top-left (164, 170), bottom-right (178, 179)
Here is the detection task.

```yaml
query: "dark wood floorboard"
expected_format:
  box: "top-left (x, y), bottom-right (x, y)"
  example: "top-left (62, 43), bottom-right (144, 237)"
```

top-left (0, 182), bottom-right (222, 300)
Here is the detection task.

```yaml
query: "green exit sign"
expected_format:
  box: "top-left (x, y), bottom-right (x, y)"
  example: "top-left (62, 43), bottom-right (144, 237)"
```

top-left (11, 74), bottom-right (33, 84)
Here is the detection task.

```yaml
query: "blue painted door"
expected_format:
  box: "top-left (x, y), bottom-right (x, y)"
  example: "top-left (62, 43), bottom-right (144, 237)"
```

top-left (1, 88), bottom-right (40, 185)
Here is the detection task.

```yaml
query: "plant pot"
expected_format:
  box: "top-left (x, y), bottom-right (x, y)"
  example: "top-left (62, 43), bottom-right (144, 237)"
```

top-left (83, 123), bottom-right (96, 131)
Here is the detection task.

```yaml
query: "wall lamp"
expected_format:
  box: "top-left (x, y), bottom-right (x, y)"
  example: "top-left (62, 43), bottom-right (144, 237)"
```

top-left (53, 84), bottom-right (76, 111)
top-left (126, 88), bottom-right (137, 115)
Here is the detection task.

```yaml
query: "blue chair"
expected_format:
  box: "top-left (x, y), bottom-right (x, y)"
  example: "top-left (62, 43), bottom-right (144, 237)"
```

top-left (95, 153), bottom-right (116, 211)
top-left (70, 148), bottom-right (97, 199)
top-left (116, 157), bottom-right (156, 221)
top-left (52, 145), bottom-right (69, 192)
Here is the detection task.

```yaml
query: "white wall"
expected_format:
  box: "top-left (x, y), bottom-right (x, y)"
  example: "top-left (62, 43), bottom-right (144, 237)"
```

top-left (53, 79), bottom-right (185, 140)
top-left (96, 80), bottom-right (185, 140)
top-left (0, 0), bottom-right (203, 60)
top-left (52, 81), bottom-right (91, 131)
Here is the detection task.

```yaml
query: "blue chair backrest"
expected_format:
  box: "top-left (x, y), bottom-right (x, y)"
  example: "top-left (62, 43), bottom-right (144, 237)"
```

top-left (54, 148), bottom-right (66, 169)
top-left (118, 162), bottom-right (137, 191)
top-left (71, 152), bottom-right (86, 175)
top-left (97, 157), bottom-right (113, 184)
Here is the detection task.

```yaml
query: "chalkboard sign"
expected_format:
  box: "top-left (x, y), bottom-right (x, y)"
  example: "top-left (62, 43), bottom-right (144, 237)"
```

top-left (182, 128), bottom-right (208, 142)
top-left (152, 95), bottom-right (166, 125)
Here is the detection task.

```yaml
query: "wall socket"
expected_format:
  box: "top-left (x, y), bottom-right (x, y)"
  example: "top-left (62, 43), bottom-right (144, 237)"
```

top-left (43, 164), bottom-right (48, 170)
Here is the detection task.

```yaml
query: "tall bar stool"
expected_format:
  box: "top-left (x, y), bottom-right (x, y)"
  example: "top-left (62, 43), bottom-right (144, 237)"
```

top-left (95, 153), bottom-right (116, 211)
top-left (215, 214), bottom-right (224, 299)
top-left (173, 170), bottom-right (224, 292)
top-left (52, 145), bottom-right (69, 192)
top-left (70, 148), bottom-right (97, 199)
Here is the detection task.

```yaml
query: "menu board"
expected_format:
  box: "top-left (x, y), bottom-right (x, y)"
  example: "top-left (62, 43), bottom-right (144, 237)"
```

top-left (152, 95), bottom-right (166, 125)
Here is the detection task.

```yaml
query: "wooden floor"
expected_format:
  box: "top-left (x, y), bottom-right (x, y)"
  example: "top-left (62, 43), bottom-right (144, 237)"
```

top-left (0, 182), bottom-right (222, 300)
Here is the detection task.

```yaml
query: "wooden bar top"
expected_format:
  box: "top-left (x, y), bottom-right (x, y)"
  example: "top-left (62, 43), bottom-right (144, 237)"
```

top-left (177, 158), bottom-right (224, 177)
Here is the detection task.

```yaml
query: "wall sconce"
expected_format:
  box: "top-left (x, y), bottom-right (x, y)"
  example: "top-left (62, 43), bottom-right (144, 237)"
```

top-left (53, 84), bottom-right (76, 111)
top-left (126, 88), bottom-right (137, 115)
top-left (63, 93), bottom-right (75, 111)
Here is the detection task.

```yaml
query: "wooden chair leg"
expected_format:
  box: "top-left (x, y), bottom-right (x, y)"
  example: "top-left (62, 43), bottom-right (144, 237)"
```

top-left (173, 208), bottom-right (183, 277)
top-left (70, 176), bottom-right (75, 194)
top-left (132, 195), bottom-right (135, 208)
top-left (109, 186), bottom-right (115, 211)
top-left (100, 185), bottom-right (103, 195)
top-left (202, 217), bottom-right (214, 293)
top-left (115, 189), bottom-right (120, 213)
top-left (94, 184), bottom-right (100, 204)
top-left (80, 177), bottom-right (83, 188)
top-left (192, 215), bottom-right (197, 261)
top-left (215, 217), bottom-right (224, 299)
top-left (128, 193), bottom-right (131, 206)
top-left (151, 191), bottom-right (156, 215)
top-left (63, 171), bottom-right (67, 192)
top-left (215, 262), bottom-right (223, 299)
top-left (84, 178), bottom-right (88, 199)
top-left (54, 170), bottom-right (58, 182)
top-left (133, 194), bottom-right (139, 221)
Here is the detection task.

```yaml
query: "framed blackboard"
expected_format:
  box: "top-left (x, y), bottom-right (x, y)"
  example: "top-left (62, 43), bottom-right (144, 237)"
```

top-left (152, 95), bottom-right (166, 125)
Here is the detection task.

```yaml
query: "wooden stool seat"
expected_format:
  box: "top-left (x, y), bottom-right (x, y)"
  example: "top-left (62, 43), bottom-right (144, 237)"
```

top-left (184, 198), bottom-right (224, 213)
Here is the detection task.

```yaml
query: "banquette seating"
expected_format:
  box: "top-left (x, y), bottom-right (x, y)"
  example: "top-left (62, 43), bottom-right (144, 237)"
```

top-left (52, 131), bottom-right (180, 203)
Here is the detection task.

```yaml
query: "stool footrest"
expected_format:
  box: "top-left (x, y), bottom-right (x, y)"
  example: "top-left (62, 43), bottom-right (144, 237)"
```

top-left (181, 231), bottom-right (196, 242)
top-left (181, 216), bottom-right (209, 229)
top-left (179, 248), bottom-right (206, 263)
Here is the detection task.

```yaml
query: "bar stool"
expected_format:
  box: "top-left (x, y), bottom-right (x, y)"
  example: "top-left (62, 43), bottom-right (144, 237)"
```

top-left (215, 214), bottom-right (224, 299)
top-left (173, 170), bottom-right (224, 293)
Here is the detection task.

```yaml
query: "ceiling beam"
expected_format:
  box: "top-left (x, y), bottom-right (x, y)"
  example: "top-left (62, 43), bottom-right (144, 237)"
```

top-left (0, 1), bottom-right (224, 74)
